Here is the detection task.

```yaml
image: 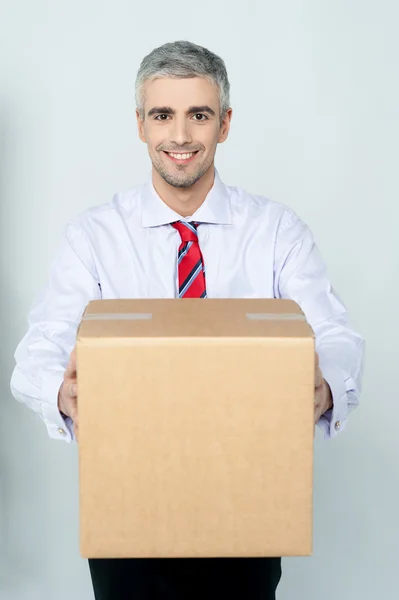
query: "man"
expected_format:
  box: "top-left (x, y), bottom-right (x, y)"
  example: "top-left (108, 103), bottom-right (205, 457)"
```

top-left (11, 40), bottom-right (364, 599)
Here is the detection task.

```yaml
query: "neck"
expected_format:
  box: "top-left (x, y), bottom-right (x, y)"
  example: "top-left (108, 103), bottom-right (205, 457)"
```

top-left (152, 164), bottom-right (215, 217)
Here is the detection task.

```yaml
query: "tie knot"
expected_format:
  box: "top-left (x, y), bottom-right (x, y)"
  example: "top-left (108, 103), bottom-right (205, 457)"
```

top-left (172, 221), bottom-right (199, 242)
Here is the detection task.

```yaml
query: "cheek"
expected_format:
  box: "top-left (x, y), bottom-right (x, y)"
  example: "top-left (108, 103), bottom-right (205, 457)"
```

top-left (146, 128), bottom-right (169, 152)
top-left (203, 127), bottom-right (221, 149)
top-left (202, 137), bottom-right (218, 157)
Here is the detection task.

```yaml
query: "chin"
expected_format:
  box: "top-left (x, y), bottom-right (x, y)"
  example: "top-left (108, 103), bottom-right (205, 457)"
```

top-left (154, 164), bottom-right (205, 189)
top-left (163, 173), bottom-right (200, 189)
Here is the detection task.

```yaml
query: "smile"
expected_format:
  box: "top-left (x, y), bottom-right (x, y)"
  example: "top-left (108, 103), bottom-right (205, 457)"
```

top-left (164, 151), bottom-right (199, 164)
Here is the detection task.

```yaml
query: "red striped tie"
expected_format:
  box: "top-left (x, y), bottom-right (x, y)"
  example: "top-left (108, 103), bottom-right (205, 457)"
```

top-left (172, 221), bottom-right (207, 298)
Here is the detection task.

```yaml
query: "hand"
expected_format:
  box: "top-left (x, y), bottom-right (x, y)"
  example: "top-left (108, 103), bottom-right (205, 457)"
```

top-left (314, 352), bottom-right (333, 425)
top-left (58, 348), bottom-right (78, 441)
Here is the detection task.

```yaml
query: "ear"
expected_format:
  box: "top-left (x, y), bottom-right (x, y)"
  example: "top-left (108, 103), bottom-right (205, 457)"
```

top-left (218, 108), bottom-right (233, 144)
top-left (136, 109), bottom-right (147, 143)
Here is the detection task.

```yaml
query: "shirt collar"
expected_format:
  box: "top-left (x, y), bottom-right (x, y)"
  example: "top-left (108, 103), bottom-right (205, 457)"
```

top-left (140, 168), bottom-right (232, 228)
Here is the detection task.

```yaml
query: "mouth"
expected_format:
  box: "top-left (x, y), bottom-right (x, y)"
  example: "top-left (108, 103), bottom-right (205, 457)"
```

top-left (163, 150), bottom-right (199, 164)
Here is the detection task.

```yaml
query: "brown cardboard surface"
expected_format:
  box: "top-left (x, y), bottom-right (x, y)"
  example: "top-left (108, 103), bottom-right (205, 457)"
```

top-left (77, 299), bottom-right (315, 558)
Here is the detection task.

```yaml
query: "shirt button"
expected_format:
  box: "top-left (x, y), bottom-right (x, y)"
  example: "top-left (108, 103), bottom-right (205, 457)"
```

top-left (58, 427), bottom-right (66, 435)
top-left (334, 420), bottom-right (341, 431)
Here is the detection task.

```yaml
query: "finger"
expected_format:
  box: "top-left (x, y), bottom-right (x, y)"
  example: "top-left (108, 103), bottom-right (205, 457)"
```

top-left (65, 348), bottom-right (77, 379)
top-left (73, 421), bottom-right (79, 443)
top-left (69, 402), bottom-right (78, 421)
top-left (314, 404), bottom-right (322, 424)
top-left (315, 365), bottom-right (324, 389)
top-left (69, 400), bottom-right (78, 431)
top-left (63, 400), bottom-right (77, 423)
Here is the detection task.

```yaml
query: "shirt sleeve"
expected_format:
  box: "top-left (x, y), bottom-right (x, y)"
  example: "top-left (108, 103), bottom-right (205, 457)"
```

top-left (10, 220), bottom-right (101, 442)
top-left (274, 209), bottom-right (365, 439)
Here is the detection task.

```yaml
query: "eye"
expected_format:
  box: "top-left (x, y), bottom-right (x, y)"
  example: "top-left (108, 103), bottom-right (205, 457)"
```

top-left (192, 114), bottom-right (208, 121)
top-left (155, 114), bottom-right (170, 121)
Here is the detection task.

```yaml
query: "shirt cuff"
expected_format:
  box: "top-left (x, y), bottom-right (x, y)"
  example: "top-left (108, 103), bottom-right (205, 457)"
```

top-left (317, 365), bottom-right (348, 439)
top-left (40, 371), bottom-right (74, 442)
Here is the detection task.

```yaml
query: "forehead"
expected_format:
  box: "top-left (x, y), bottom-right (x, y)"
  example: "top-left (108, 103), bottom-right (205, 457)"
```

top-left (143, 77), bottom-right (219, 112)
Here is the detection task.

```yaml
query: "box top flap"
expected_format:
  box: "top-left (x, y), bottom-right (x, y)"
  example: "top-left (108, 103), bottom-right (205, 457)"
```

top-left (77, 299), bottom-right (314, 340)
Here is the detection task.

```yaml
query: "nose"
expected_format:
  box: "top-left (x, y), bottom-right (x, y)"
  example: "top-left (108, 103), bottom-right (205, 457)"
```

top-left (170, 115), bottom-right (192, 147)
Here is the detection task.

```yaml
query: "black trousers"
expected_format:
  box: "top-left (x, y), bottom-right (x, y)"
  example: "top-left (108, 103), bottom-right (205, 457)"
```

top-left (89, 557), bottom-right (282, 599)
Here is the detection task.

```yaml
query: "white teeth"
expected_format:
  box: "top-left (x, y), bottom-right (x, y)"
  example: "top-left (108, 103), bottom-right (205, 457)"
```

top-left (169, 152), bottom-right (194, 160)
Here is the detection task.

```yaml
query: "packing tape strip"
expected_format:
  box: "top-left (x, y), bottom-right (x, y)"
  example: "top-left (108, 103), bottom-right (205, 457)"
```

top-left (246, 313), bottom-right (306, 321)
top-left (83, 313), bottom-right (153, 320)
top-left (82, 312), bottom-right (305, 321)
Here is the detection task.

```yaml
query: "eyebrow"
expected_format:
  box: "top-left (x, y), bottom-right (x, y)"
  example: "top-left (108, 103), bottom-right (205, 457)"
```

top-left (187, 105), bottom-right (216, 117)
top-left (147, 105), bottom-right (216, 117)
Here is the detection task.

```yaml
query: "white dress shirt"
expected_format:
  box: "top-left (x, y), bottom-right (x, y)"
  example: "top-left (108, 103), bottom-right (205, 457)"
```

top-left (10, 169), bottom-right (365, 443)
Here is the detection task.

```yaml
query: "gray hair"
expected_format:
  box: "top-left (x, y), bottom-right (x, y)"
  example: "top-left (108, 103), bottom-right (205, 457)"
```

top-left (135, 41), bottom-right (230, 123)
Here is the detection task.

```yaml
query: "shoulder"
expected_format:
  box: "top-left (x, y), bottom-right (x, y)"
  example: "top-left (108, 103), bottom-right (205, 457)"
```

top-left (226, 182), bottom-right (308, 232)
top-left (65, 184), bottom-right (144, 237)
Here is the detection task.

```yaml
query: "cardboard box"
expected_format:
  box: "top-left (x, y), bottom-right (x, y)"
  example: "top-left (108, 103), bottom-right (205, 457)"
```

top-left (77, 298), bottom-right (315, 558)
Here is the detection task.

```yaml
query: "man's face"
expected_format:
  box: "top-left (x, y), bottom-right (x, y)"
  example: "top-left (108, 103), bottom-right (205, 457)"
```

top-left (137, 77), bottom-right (231, 188)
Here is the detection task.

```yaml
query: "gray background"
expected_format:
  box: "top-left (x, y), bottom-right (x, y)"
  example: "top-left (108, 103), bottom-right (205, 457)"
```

top-left (1, 1), bottom-right (398, 598)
